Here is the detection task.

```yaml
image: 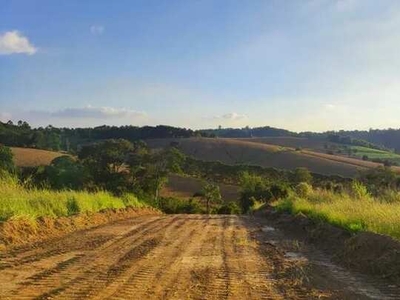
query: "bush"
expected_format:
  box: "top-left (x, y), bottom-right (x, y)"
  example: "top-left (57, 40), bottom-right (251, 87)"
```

top-left (239, 195), bottom-right (256, 213)
top-left (270, 184), bottom-right (289, 200)
top-left (295, 182), bottom-right (312, 198)
top-left (217, 202), bottom-right (241, 214)
top-left (293, 167), bottom-right (312, 185)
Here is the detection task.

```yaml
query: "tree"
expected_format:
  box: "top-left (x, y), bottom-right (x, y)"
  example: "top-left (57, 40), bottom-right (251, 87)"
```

top-left (201, 182), bottom-right (222, 214)
top-left (46, 132), bottom-right (61, 151)
top-left (45, 156), bottom-right (87, 190)
top-left (78, 139), bottom-right (134, 193)
top-left (129, 146), bottom-right (186, 204)
top-left (0, 145), bottom-right (15, 173)
top-left (238, 172), bottom-right (272, 213)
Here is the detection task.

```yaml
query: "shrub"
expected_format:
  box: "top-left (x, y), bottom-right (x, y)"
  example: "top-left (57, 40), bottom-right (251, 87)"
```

top-left (239, 195), bottom-right (256, 213)
top-left (270, 184), bottom-right (289, 200)
top-left (217, 202), bottom-right (241, 214)
top-left (295, 182), bottom-right (313, 198)
top-left (293, 167), bottom-right (312, 185)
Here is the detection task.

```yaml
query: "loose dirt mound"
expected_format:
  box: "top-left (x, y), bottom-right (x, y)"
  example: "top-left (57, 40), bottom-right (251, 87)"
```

top-left (260, 207), bottom-right (400, 287)
top-left (338, 232), bottom-right (400, 282)
top-left (0, 207), bottom-right (160, 248)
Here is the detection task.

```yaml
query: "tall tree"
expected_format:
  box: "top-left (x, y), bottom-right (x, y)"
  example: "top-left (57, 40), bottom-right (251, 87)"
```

top-left (129, 146), bottom-right (185, 204)
top-left (0, 145), bottom-right (15, 174)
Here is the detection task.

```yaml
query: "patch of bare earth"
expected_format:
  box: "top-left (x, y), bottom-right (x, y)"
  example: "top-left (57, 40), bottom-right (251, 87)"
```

top-left (0, 215), bottom-right (398, 299)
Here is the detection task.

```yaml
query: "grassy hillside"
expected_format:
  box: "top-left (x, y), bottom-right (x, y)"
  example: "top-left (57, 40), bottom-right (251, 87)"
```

top-left (147, 138), bottom-right (367, 177)
top-left (11, 147), bottom-right (66, 167)
top-left (348, 146), bottom-right (400, 164)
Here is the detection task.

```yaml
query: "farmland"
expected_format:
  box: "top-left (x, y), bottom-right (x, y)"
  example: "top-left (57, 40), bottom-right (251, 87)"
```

top-left (147, 137), bottom-right (387, 177)
top-left (11, 147), bottom-right (65, 167)
top-left (348, 146), bottom-right (400, 164)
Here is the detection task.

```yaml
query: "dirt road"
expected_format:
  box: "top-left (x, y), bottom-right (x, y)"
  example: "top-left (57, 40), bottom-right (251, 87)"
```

top-left (0, 215), bottom-right (397, 299)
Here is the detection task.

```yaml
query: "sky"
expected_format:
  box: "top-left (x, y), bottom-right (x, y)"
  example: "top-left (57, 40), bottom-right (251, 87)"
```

top-left (1, 0), bottom-right (400, 132)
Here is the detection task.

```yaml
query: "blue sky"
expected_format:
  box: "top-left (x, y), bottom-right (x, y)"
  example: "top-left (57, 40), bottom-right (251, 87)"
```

top-left (1, 0), bottom-right (400, 131)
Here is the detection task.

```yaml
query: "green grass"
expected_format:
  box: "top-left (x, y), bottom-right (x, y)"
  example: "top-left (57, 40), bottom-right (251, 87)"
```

top-left (0, 173), bottom-right (148, 221)
top-left (274, 188), bottom-right (400, 240)
top-left (349, 146), bottom-right (400, 164)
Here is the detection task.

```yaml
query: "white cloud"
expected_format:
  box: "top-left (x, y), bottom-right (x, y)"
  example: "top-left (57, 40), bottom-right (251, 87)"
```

top-left (0, 31), bottom-right (37, 55)
top-left (90, 25), bottom-right (105, 35)
top-left (51, 105), bottom-right (145, 119)
top-left (209, 112), bottom-right (248, 121)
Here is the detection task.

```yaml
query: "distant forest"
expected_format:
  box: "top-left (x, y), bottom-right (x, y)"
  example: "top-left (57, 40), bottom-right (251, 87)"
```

top-left (1, 120), bottom-right (400, 153)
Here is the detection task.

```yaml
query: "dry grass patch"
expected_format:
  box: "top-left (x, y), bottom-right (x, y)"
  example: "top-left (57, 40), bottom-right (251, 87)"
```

top-left (11, 147), bottom-right (66, 167)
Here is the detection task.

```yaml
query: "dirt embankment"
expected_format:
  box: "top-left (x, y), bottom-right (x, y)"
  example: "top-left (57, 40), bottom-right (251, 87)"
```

top-left (0, 207), bottom-right (161, 249)
top-left (260, 207), bottom-right (400, 286)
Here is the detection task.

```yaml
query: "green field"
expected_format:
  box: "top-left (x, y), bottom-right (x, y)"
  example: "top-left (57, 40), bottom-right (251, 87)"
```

top-left (349, 146), bottom-right (400, 164)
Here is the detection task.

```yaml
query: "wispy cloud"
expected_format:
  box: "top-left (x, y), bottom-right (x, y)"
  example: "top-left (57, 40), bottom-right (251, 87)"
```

top-left (208, 112), bottom-right (248, 121)
top-left (50, 105), bottom-right (145, 119)
top-left (90, 25), bottom-right (105, 35)
top-left (0, 31), bottom-right (37, 55)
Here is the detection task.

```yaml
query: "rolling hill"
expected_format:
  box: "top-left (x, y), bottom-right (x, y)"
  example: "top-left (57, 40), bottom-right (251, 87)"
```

top-left (147, 138), bottom-right (400, 177)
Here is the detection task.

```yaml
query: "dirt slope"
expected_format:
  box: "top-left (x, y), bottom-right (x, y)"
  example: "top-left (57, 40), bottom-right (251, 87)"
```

top-left (1, 214), bottom-right (397, 299)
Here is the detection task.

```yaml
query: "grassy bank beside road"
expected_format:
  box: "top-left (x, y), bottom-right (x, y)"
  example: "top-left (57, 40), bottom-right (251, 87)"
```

top-left (0, 172), bottom-right (147, 221)
top-left (274, 187), bottom-right (400, 240)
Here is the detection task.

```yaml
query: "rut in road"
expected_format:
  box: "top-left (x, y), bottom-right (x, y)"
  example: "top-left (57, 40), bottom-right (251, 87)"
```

top-left (0, 214), bottom-right (396, 299)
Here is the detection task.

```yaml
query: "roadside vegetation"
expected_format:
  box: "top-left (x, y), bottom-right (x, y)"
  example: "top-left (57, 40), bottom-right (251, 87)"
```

top-left (274, 168), bottom-right (400, 240)
top-left (0, 171), bottom-right (146, 221)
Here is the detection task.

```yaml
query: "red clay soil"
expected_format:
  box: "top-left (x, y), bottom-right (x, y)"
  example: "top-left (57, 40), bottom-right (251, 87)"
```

top-left (0, 214), bottom-right (389, 299)
top-left (0, 207), bottom-right (161, 248)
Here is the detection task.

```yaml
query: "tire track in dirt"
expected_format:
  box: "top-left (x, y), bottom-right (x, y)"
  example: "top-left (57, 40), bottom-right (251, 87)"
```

top-left (1, 214), bottom-right (391, 300)
top-left (104, 215), bottom-right (210, 299)
top-left (31, 216), bottom-right (182, 300)
top-left (0, 216), bottom-right (177, 299)
top-left (224, 216), bottom-right (282, 299)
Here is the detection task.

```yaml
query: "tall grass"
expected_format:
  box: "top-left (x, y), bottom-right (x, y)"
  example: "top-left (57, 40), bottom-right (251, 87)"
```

top-left (0, 172), bottom-right (147, 221)
top-left (274, 186), bottom-right (400, 240)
